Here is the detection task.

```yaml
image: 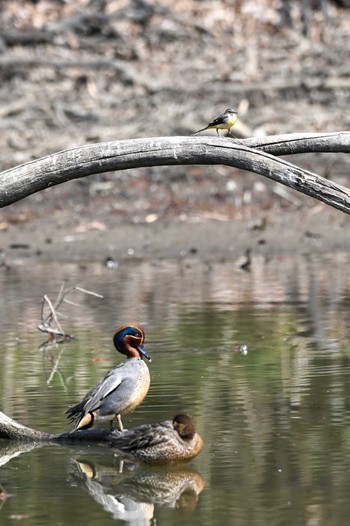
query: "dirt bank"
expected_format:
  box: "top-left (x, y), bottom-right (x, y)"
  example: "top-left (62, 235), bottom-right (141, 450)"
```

top-left (1, 1), bottom-right (350, 263)
top-left (1, 191), bottom-right (350, 264)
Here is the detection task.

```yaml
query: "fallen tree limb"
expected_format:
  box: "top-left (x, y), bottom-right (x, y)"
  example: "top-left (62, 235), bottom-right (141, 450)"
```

top-left (0, 411), bottom-right (127, 470)
top-left (243, 131), bottom-right (350, 155)
top-left (0, 409), bottom-right (116, 442)
top-left (0, 411), bottom-right (52, 441)
top-left (0, 133), bottom-right (350, 212)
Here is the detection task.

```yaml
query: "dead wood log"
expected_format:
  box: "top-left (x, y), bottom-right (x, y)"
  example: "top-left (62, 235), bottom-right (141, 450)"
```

top-left (0, 409), bottom-right (114, 443)
top-left (0, 411), bottom-right (52, 441)
top-left (0, 133), bottom-right (350, 213)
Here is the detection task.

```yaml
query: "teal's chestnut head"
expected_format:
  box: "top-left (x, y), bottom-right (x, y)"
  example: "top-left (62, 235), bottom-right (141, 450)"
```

top-left (113, 324), bottom-right (151, 361)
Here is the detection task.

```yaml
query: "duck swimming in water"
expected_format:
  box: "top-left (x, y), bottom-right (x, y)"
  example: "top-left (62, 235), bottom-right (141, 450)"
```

top-left (65, 324), bottom-right (151, 432)
top-left (109, 414), bottom-right (203, 464)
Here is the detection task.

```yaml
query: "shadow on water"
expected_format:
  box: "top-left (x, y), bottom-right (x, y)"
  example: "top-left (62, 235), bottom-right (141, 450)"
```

top-left (1, 253), bottom-right (350, 524)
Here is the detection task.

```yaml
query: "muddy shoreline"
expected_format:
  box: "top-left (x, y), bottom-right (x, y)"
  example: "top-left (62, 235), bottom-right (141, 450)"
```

top-left (1, 1), bottom-right (350, 265)
top-left (2, 201), bottom-right (350, 265)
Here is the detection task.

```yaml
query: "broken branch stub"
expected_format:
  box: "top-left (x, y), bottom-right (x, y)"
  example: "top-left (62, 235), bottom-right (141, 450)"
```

top-left (38, 284), bottom-right (103, 344)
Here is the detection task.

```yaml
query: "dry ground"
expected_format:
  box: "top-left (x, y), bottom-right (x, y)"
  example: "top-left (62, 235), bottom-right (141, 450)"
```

top-left (1, 0), bottom-right (350, 263)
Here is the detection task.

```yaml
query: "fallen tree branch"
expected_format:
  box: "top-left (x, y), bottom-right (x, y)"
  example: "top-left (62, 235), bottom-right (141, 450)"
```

top-left (0, 410), bottom-right (128, 469)
top-left (242, 131), bottom-right (350, 155)
top-left (0, 411), bottom-right (52, 441)
top-left (0, 133), bottom-right (350, 212)
top-left (0, 409), bottom-right (118, 442)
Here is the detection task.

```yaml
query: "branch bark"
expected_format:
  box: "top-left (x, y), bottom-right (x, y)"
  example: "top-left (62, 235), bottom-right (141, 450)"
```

top-left (0, 132), bottom-right (349, 212)
top-left (0, 410), bottom-right (137, 468)
top-left (0, 409), bottom-right (116, 442)
top-left (243, 131), bottom-right (350, 155)
top-left (0, 411), bottom-right (52, 441)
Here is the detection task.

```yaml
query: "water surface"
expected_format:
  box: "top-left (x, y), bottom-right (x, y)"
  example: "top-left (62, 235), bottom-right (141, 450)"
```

top-left (1, 254), bottom-right (350, 525)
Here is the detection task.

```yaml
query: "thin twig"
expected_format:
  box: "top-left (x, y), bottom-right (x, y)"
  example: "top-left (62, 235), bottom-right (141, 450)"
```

top-left (38, 283), bottom-right (103, 343)
top-left (75, 286), bottom-right (104, 298)
top-left (37, 324), bottom-right (65, 336)
top-left (41, 282), bottom-right (66, 327)
top-left (63, 298), bottom-right (84, 307)
top-left (43, 294), bottom-right (64, 334)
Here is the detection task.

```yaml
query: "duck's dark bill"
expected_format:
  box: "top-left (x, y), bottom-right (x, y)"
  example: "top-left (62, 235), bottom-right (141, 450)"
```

top-left (138, 345), bottom-right (151, 362)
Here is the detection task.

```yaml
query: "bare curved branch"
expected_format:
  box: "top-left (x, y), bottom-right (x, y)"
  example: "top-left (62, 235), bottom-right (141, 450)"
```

top-left (1, 132), bottom-right (350, 213)
top-left (242, 131), bottom-right (350, 155)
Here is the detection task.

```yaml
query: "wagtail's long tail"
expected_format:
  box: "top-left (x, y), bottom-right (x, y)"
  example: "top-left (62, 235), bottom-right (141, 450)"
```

top-left (191, 126), bottom-right (209, 136)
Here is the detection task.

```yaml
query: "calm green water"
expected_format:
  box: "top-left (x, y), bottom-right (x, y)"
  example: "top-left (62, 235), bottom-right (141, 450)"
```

top-left (1, 255), bottom-right (350, 525)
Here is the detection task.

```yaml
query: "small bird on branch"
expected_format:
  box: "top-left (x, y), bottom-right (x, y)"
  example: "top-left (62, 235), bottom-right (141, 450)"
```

top-left (192, 108), bottom-right (238, 136)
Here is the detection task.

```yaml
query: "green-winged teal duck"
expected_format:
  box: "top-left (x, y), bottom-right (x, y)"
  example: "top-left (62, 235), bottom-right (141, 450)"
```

top-left (66, 324), bottom-right (151, 431)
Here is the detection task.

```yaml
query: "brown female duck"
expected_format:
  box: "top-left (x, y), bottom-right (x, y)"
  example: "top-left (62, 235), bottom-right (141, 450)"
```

top-left (110, 414), bottom-right (203, 464)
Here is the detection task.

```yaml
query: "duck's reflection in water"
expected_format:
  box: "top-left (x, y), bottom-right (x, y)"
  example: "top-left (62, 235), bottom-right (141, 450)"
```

top-left (70, 458), bottom-right (204, 523)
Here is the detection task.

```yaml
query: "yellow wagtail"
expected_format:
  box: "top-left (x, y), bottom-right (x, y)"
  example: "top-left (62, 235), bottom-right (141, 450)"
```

top-left (192, 108), bottom-right (238, 136)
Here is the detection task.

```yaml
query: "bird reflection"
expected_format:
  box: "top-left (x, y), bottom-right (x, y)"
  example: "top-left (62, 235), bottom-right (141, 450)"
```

top-left (69, 458), bottom-right (204, 523)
